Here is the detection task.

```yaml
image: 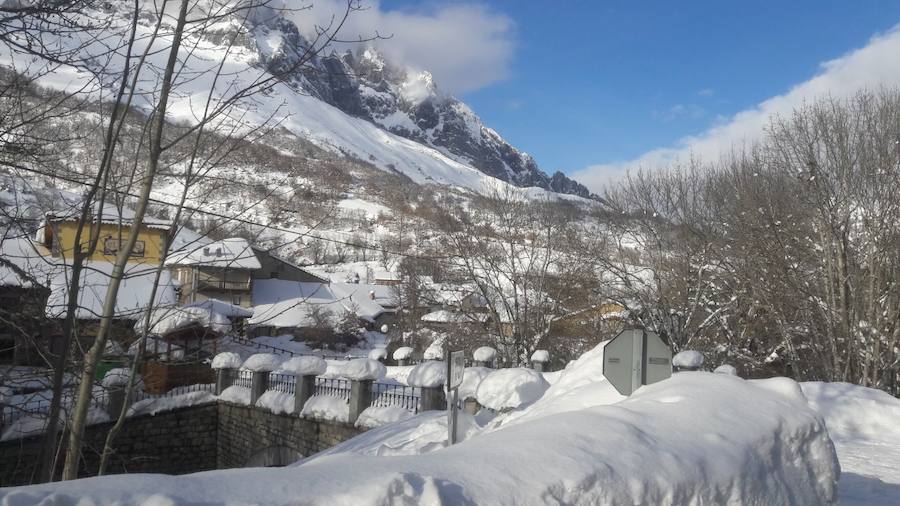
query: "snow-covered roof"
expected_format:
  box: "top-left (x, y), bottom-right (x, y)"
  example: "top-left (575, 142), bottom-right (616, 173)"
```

top-left (134, 302), bottom-right (234, 336)
top-left (45, 261), bottom-right (178, 320)
top-left (45, 206), bottom-right (173, 231)
top-left (249, 279), bottom-right (384, 328)
top-left (165, 238), bottom-right (261, 269)
top-left (331, 282), bottom-right (398, 309)
top-left (421, 309), bottom-right (488, 324)
top-left (373, 270), bottom-right (400, 281)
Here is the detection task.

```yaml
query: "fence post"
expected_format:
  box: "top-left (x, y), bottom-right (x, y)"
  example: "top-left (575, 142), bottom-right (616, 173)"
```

top-left (250, 371), bottom-right (270, 406)
top-left (419, 385), bottom-right (446, 412)
top-left (531, 350), bottom-right (550, 372)
top-left (348, 379), bottom-right (373, 424)
top-left (106, 385), bottom-right (126, 419)
top-left (215, 367), bottom-right (237, 395)
top-left (293, 374), bottom-right (317, 416)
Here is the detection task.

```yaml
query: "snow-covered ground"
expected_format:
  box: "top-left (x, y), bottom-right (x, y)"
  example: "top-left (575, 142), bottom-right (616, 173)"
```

top-left (801, 381), bottom-right (900, 505)
top-left (0, 341), bottom-right (863, 505)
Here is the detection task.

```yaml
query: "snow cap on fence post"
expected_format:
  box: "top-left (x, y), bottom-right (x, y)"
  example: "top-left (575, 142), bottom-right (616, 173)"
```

top-left (340, 358), bottom-right (385, 424)
top-left (281, 356), bottom-right (328, 415)
top-left (102, 368), bottom-right (135, 419)
top-left (243, 353), bottom-right (281, 406)
top-left (408, 361), bottom-right (447, 412)
top-left (673, 350), bottom-right (704, 372)
top-left (530, 350), bottom-right (550, 372)
top-left (393, 346), bottom-right (414, 366)
top-left (473, 346), bottom-right (497, 368)
top-left (211, 352), bottom-right (242, 395)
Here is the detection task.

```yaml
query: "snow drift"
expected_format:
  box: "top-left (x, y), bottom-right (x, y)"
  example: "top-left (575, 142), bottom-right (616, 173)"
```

top-left (1, 341), bottom-right (840, 505)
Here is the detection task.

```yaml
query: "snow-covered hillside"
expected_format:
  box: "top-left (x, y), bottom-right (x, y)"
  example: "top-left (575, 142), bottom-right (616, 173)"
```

top-left (0, 2), bottom-right (591, 203)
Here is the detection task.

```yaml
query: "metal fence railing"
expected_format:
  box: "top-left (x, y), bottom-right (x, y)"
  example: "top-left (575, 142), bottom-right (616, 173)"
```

top-left (1, 382), bottom-right (217, 428)
top-left (269, 373), bottom-right (295, 395)
top-left (314, 377), bottom-right (351, 400)
top-left (233, 370), bottom-right (253, 389)
top-left (371, 382), bottom-right (421, 413)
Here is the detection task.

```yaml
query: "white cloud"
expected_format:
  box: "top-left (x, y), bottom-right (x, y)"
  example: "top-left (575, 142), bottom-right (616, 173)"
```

top-left (572, 24), bottom-right (900, 193)
top-left (286, 0), bottom-right (516, 94)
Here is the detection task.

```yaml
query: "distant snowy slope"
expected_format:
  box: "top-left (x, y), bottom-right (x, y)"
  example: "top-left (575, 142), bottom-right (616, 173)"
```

top-left (0, 2), bottom-right (590, 202)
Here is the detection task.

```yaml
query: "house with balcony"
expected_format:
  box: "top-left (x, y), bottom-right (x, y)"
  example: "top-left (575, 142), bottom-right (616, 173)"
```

top-left (166, 238), bottom-right (261, 308)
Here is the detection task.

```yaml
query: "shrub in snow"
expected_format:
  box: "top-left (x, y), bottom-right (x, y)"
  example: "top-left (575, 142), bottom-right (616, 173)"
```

top-left (355, 406), bottom-right (413, 429)
top-left (530, 349), bottom-right (550, 363)
top-left (340, 358), bottom-right (386, 381)
top-left (406, 361), bottom-right (445, 388)
top-left (673, 350), bottom-right (704, 370)
top-left (101, 368), bottom-right (138, 389)
top-left (211, 352), bottom-right (243, 370)
top-left (242, 353), bottom-right (282, 372)
top-left (279, 356), bottom-right (327, 376)
top-left (473, 346), bottom-right (497, 363)
top-left (458, 367), bottom-right (492, 400)
top-left (714, 364), bottom-right (738, 376)
top-left (392, 346), bottom-right (414, 360)
top-left (368, 348), bottom-right (388, 361)
top-left (476, 368), bottom-right (550, 411)
top-left (423, 333), bottom-right (446, 360)
top-left (301, 395), bottom-right (349, 422)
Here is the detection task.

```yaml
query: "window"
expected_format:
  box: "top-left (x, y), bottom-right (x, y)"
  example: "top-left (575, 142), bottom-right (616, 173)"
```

top-left (104, 238), bottom-right (145, 257)
top-left (232, 295), bottom-right (242, 306)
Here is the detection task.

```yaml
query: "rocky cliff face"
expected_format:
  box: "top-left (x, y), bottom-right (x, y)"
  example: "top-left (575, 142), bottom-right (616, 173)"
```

top-left (222, 7), bottom-right (595, 199)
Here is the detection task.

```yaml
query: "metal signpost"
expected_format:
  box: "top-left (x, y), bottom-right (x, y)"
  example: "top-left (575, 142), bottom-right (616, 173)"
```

top-left (447, 350), bottom-right (465, 445)
top-left (603, 327), bottom-right (672, 396)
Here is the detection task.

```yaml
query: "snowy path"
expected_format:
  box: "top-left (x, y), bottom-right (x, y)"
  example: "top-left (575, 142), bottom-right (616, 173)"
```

top-left (836, 438), bottom-right (900, 505)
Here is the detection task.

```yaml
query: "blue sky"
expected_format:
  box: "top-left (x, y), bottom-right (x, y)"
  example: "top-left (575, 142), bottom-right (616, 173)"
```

top-left (373, 0), bottom-right (900, 187)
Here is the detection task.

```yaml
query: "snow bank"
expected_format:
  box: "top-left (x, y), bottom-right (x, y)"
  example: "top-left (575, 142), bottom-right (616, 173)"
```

top-left (406, 361), bottom-right (445, 388)
top-left (128, 391), bottom-right (216, 417)
top-left (279, 356), bottom-right (327, 376)
top-left (242, 353), bottom-right (282, 372)
top-left (367, 348), bottom-right (387, 361)
top-left (355, 406), bottom-right (413, 430)
top-left (4, 344), bottom-right (841, 505)
top-left (211, 352), bottom-right (242, 370)
top-left (392, 346), bottom-right (414, 360)
top-left (458, 366), bottom-right (492, 400)
top-left (473, 346), bottom-right (497, 362)
top-left (714, 364), bottom-right (738, 376)
top-left (218, 385), bottom-right (251, 405)
top-left (801, 381), bottom-right (900, 505)
top-left (340, 358), bottom-right (386, 381)
top-left (301, 395), bottom-right (349, 423)
top-left (256, 390), bottom-right (294, 415)
top-left (673, 349), bottom-right (704, 368)
top-left (318, 410), bottom-right (480, 458)
top-left (476, 368), bottom-right (550, 411)
top-left (801, 381), bottom-right (900, 442)
top-left (530, 349), bottom-right (550, 363)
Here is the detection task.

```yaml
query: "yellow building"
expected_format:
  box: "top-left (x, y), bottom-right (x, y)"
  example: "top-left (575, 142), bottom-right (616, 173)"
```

top-left (38, 211), bottom-right (174, 264)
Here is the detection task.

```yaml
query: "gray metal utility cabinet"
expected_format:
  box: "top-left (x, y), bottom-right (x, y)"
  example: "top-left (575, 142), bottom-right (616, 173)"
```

top-left (603, 327), bottom-right (673, 396)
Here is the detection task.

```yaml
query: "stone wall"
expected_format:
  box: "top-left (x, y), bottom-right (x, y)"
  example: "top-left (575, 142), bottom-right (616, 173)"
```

top-left (0, 403), bottom-right (218, 486)
top-left (0, 401), bottom-right (366, 486)
top-left (217, 402), bottom-right (362, 468)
